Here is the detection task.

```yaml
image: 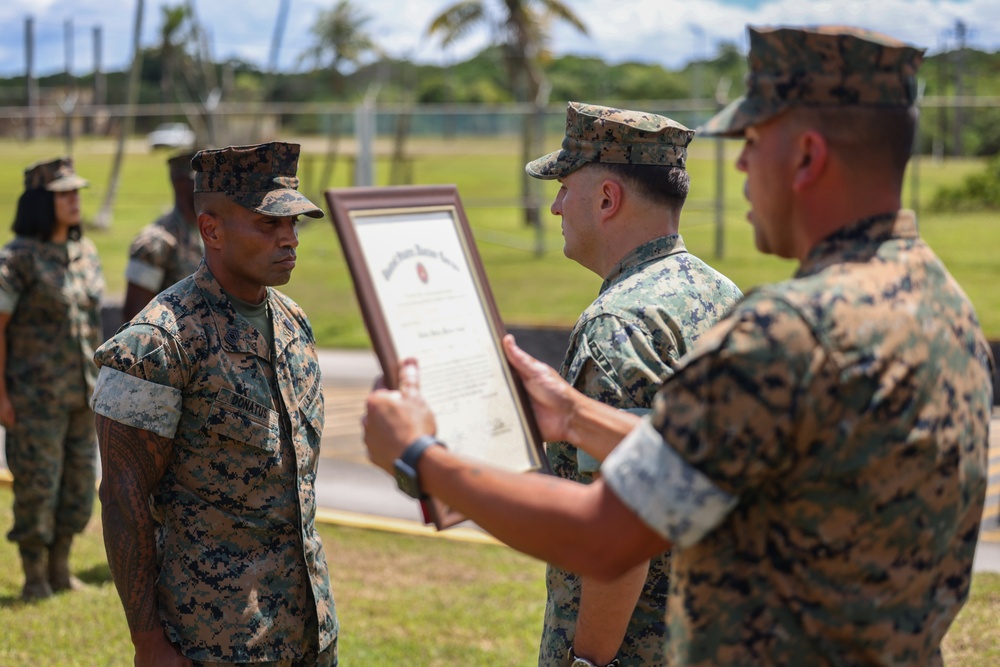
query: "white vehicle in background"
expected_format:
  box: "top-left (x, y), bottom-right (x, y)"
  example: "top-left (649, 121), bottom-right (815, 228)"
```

top-left (146, 122), bottom-right (196, 150)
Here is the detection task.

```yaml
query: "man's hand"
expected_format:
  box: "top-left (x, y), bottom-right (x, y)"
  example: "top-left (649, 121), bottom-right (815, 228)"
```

top-left (132, 628), bottom-right (192, 667)
top-left (364, 359), bottom-right (437, 473)
top-left (503, 335), bottom-right (578, 443)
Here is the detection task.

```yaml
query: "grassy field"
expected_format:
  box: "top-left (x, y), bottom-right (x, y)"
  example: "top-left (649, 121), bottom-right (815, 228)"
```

top-left (0, 135), bottom-right (997, 347)
top-left (0, 484), bottom-right (997, 665)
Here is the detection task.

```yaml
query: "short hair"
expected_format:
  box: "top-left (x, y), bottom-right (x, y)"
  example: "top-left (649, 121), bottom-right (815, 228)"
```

top-left (791, 105), bottom-right (917, 176)
top-left (594, 163), bottom-right (690, 209)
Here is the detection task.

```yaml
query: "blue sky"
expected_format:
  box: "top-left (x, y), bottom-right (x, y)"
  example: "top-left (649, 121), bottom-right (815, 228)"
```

top-left (0, 0), bottom-right (997, 78)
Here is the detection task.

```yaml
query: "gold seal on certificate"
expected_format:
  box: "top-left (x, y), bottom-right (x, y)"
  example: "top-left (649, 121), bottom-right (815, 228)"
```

top-left (326, 185), bottom-right (546, 528)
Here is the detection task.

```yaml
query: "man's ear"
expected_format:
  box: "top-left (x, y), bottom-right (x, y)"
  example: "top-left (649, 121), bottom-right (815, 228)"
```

top-left (598, 178), bottom-right (624, 222)
top-left (199, 211), bottom-right (223, 249)
top-left (792, 130), bottom-right (828, 192)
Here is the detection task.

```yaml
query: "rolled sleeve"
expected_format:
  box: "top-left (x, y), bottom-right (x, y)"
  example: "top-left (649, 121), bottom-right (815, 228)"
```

top-left (603, 417), bottom-right (737, 548)
top-left (91, 366), bottom-right (182, 438)
top-left (0, 286), bottom-right (19, 314)
top-left (125, 258), bottom-right (166, 292)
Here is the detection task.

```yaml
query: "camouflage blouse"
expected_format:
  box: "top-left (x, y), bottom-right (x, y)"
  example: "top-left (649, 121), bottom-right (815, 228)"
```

top-left (541, 234), bottom-right (742, 667)
top-left (0, 236), bottom-right (104, 410)
top-left (603, 211), bottom-right (994, 666)
top-left (91, 262), bottom-right (337, 662)
top-left (125, 207), bottom-right (203, 293)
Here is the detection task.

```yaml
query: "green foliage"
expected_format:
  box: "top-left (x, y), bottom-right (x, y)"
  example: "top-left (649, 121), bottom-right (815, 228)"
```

top-left (931, 154), bottom-right (1000, 210)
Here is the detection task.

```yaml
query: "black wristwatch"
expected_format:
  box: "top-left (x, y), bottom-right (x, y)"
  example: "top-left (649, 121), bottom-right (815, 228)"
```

top-left (393, 435), bottom-right (445, 499)
top-left (563, 647), bottom-right (619, 667)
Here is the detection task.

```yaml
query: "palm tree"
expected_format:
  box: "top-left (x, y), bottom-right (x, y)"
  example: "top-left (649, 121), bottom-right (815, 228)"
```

top-left (428, 0), bottom-right (587, 237)
top-left (301, 0), bottom-right (381, 190)
top-left (158, 4), bottom-right (192, 111)
top-left (428, 0), bottom-right (587, 103)
top-left (301, 0), bottom-right (380, 92)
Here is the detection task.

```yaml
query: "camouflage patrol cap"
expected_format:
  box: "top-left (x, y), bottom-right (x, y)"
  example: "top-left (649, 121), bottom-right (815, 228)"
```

top-left (167, 151), bottom-right (197, 181)
top-left (526, 102), bottom-right (693, 180)
top-left (23, 157), bottom-right (89, 192)
top-left (700, 25), bottom-right (925, 138)
top-left (192, 141), bottom-right (324, 219)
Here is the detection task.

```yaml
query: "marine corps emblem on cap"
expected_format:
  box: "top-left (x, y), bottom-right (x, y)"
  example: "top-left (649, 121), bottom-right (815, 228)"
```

top-left (700, 25), bottom-right (925, 138)
top-left (526, 102), bottom-right (694, 180)
top-left (23, 157), bottom-right (89, 192)
top-left (167, 151), bottom-right (198, 181)
top-left (192, 141), bottom-right (324, 219)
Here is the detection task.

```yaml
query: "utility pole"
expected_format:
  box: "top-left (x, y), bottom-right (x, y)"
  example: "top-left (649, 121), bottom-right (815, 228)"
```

top-left (92, 26), bottom-right (105, 135)
top-left (952, 20), bottom-right (967, 157)
top-left (714, 77), bottom-right (731, 260)
top-left (25, 16), bottom-right (37, 140)
top-left (63, 19), bottom-right (76, 154)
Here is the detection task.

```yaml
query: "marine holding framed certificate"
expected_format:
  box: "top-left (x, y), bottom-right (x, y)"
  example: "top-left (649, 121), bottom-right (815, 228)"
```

top-left (325, 185), bottom-right (547, 528)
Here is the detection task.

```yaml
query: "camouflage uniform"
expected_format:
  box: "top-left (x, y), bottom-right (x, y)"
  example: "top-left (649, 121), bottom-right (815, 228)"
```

top-left (541, 235), bottom-right (742, 667)
top-left (125, 152), bottom-right (203, 294)
top-left (91, 143), bottom-right (336, 663)
top-left (528, 104), bottom-right (743, 666)
top-left (1, 158), bottom-right (103, 550)
top-left (601, 27), bottom-right (995, 666)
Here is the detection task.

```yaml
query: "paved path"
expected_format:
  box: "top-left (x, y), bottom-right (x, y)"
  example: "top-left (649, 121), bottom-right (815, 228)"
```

top-left (1, 347), bottom-right (999, 560)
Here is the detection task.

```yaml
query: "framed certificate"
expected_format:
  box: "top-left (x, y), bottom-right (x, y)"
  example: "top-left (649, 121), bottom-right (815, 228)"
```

top-left (325, 185), bottom-right (547, 529)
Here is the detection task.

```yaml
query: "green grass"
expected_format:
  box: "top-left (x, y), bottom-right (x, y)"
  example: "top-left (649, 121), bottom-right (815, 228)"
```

top-left (1, 136), bottom-right (998, 346)
top-left (0, 484), bottom-right (998, 664)
top-left (0, 484), bottom-right (547, 666)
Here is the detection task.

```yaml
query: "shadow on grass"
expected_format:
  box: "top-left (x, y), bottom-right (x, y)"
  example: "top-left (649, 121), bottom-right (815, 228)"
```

top-left (79, 562), bottom-right (112, 586)
top-left (0, 562), bottom-right (112, 609)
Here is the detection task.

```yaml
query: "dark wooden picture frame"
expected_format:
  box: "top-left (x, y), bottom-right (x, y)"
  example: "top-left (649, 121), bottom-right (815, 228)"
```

top-left (325, 185), bottom-right (547, 529)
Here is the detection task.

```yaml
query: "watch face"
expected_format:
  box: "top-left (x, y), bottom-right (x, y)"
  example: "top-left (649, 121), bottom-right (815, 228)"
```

top-left (394, 460), bottom-right (420, 498)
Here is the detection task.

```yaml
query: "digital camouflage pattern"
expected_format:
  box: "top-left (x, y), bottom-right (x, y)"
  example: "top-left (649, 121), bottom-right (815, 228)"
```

top-left (125, 208), bottom-right (204, 293)
top-left (527, 102), bottom-right (694, 180)
top-left (0, 236), bottom-right (103, 545)
top-left (91, 262), bottom-right (337, 662)
top-left (603, 211), bottom-right (994, 666)
top-left (193, 142), bottom-right (324, 219)
top-left (23, 156), bottom-right (89, 192)
top-left (700, 25), bottom-right (925, 137)
top-left (540, 235), bottom-right (742, 667)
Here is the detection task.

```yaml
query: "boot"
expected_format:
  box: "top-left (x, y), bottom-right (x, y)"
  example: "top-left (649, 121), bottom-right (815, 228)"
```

top-left (19, 543), bottom-right (53, 601)
top-left (48, 535), bottom-right (86, 593)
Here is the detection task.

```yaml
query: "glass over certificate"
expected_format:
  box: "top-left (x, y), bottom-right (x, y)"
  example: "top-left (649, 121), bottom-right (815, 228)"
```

top-left (326, 186), bottom-right (546, 528)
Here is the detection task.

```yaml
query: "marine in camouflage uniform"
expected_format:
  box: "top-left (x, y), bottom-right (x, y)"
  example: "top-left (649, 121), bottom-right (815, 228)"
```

top-left (526, 103), bottom-right (742, 667)
top-left (0, 157), bottom-right (103, 600)
top-left (121, 151), bottom-right (203, 322)
top-left (93, 142), bottom-right (337, 665)
top-left (595, 26), bottom-right (995, 665)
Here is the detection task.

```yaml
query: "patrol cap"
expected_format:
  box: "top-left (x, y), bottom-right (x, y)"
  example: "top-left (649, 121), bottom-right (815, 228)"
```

top-left (167, 151), bottom-right (197, 181)
top-left (23, 157), bottom-right (89, 192)
top-left (700, 25), bottom-right (925, 138)
top-left (192, 141), bottom-right (324, 219)
top-left (526, 102), bottom-right (693, 180)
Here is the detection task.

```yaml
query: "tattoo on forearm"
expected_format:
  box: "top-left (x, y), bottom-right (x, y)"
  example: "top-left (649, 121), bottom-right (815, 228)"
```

top-left (97, 416), bottom-right (174, 634)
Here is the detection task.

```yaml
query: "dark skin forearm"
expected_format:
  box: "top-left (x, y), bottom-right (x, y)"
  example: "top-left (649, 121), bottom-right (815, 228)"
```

top-left (96, 414), bottom-right (174, 636)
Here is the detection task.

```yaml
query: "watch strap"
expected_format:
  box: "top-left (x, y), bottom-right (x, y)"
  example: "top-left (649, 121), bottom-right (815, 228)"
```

top-left (393, 434), bottom-right (444, 498)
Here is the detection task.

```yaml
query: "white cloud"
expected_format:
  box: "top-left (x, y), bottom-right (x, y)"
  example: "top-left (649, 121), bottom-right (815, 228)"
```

top-left (0, 0), bottom-right (998, 78)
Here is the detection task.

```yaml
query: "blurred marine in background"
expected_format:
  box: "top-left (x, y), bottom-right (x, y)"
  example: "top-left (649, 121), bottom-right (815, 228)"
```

top-left (121, 150), bottom-right (203, 323)
top-left (0, 157), bottom-right (104, 601)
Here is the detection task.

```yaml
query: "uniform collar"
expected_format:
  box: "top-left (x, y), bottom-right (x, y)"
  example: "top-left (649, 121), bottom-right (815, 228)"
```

top-left (797, 210), bottom-right (918, 278)
top-left (600, 234), bottom-right (687, 294)
top-left (193, 261), bottom-right (296, 361)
